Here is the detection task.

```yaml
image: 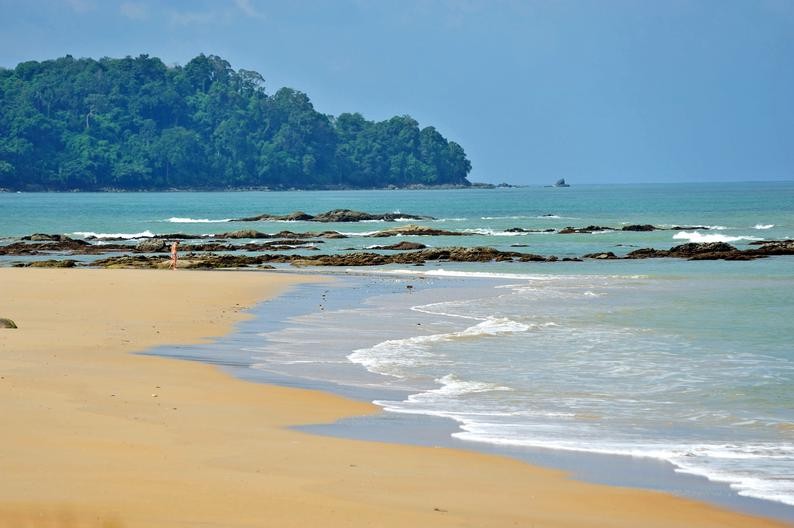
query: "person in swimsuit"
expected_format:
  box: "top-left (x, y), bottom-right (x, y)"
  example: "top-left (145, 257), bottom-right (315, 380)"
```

top-left (169, 241), bottom-right (179, 270)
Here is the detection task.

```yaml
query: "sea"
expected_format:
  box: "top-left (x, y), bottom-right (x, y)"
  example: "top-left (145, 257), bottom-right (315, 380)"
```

top-left (2, 182), bottom-right (793, 517)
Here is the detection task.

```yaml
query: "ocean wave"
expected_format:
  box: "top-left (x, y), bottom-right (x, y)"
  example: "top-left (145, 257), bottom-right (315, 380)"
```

top-left (754, 224), bottom-right (775, 230)
top-left (164, 217), bottom-right (231, 223)
top-left (445, 423), bottom-right (794, 506)
top-left (463, 228), bottom-right (549, 236)
top-left (379, 269), bottom-right (560, 281)
top-left (672, 231), bottom-right (762, 244)
top-left (337, 230), bottom-right (380, 237)
top-left (73, 230), bottom-right (155, 239)
top-left (426, 374), bottom-right (512, 397)
top-left (347, 317), bottom-right (532, 378)
top-left (480, 215), bottom-right (578, 220)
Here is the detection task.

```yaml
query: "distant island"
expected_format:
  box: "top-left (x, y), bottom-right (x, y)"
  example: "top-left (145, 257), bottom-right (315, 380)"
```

top-left (0, 54), bottom-right (471, 191)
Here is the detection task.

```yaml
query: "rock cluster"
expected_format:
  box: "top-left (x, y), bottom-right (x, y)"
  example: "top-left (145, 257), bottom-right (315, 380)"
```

top-left (233, 209), bottom-right (434, 223)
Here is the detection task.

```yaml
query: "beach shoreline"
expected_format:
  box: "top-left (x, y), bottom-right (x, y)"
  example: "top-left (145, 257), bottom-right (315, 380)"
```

top-left (0, 267), bottom-right (789, 527)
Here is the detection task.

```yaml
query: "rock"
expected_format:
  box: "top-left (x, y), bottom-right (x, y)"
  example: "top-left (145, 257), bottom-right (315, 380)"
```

top-left (670, 226), bottom-right (711, 231)
top-left (505, 227), bottom-right (553, 233)
top-left (668, 242), bottom-right (738, 258)
top-left (558, 226), bottom-right (614, 234)
top-left (370, 241), bottom-right (427, 250)
top-left (626, 242), bottom-right (754, 261)
top-left (233, 209), bottom-right (434, 223)
top-left (583, 252), bottom-right (618, 259)
top-left (214, 230), bottom-right (269, 239)
top-left (747, 240), bottom-right (794, 256)
top-left (25, 259), bottom-right (78, 268)
top-left (135, 238), bottom-right (168, 252)
top-left (369, 224), bottom-right (470, 237)
top-left (22, 233), bottom-right (75, 242)
top-left (621, 225), bottom-right (656, 232)
top-left (0, 318), bottom-right (17, 328)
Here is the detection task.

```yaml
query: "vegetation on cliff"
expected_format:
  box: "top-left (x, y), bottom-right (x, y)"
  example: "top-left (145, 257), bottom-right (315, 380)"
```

top-left (0, 54), bottom-right (471, 190)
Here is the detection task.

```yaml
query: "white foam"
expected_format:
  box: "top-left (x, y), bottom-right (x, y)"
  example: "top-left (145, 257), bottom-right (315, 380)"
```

top-left (672, 231), bottom-right (761, 244)
top-left (338, 231), bottom-right (380, 237)
top-left (73, 230), bottom-right (155, 239)
top-left (754, 224), bottom-right (775, 230)
top-left (379, 269), bottom-right (558, 281)
top-left (427, 374), bottom-right (512, 396)
top-left (463, 228), bottom-right (524, 236)
top-left (165, 217), bottom-right (231, 223)
top-left (347, 317), bottom-right (532, 378)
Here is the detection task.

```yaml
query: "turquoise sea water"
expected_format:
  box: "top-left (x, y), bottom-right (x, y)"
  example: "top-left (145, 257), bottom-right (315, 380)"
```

top-left (2, 182), bottom-right (793, 508)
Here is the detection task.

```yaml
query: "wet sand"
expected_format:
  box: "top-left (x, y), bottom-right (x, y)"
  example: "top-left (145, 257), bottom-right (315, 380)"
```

top-left (0, 268), bottom-right (787, 527)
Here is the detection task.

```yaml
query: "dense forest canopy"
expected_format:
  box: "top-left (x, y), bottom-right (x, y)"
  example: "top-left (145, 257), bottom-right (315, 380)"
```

top-left (0, 54), bottom-right (471, 190)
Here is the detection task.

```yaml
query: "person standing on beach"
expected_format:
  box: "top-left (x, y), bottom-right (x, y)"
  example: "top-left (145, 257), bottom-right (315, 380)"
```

top-left (169, 241), bottom-right (179, 270)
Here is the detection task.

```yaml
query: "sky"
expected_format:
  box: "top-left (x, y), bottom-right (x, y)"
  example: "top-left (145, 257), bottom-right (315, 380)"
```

top-left (0, 0), bottom-right (792, 184)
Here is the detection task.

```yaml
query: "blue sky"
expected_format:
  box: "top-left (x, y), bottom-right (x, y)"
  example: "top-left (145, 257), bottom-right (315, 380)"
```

top-left (1, 0), bottom-right (792, 184)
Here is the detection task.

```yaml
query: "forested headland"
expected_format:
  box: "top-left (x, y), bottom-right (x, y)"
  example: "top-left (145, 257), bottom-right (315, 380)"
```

top-left (0, 54), bottom-right (471, 191)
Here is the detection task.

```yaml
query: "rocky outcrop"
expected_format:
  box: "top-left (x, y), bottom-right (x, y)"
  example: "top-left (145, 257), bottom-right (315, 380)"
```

top-left (746, 240), bottom-right (794, 256)
top-left (234, 209), bottom-right (434, 223)
top-left (558, 226), bottom-right (614, 234)
top-left (135, 238), bottom-right (168, 252)
top-left (369, 224), bottom-right (470, 237)
top-left (211, 230), bottom-right (345, 240)
top-left (369, 241), bottom-right (428, 250)
top-left (21, 233), bottom-right (76, 241)
top-left (626, 242), bottom-right (754, 260)
top-left (0, 318), bottom-right (17, 328)
top-left (505, 227), bottom-right (555, 233)
top-left (17, 259), bottom-right (78, 268)
top-left (621, 225), bottom-right (656, 232)
top-left (0, 238), bottom-right (93, 255)
top-left (583, 252), bottom-right (619, 259)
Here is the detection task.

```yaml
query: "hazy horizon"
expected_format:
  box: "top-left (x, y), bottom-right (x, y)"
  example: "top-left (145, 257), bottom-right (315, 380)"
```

top-left (1, 0), bottom-right (792, 185)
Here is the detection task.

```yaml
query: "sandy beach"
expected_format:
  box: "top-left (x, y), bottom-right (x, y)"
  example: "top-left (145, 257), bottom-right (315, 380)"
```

top-left (0, 268), bottom-right (787, 528)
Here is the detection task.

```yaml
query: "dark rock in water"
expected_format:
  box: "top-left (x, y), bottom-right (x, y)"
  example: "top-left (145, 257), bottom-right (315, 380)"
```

top-left (234, 209), bottom-right (434, 223)
top-left (0, 238), bottom-right (91, 255)
top-left (213, 229), bottom-right (270, 239)
top-left (625, 248), bottom-right (666, 259)
top-left (312, 209), bottom-right (432, 222)
top-left (670, 226), bottom-right (711, 231)
top-left (562, 257), bottom-right (583, 262)
top-left (93, 255), bottom-right (166, 269)
top-left (505, 227), bottom-right (554, 233)
top-left (135, 238), bottom-right (168, 252)
top-left (23, 259), bottom-right (78, 268)
top-left (0, 318), bottom-right (17, 328)
top-left (626, 242), bottom-right (752, 261)
top-left (582, 252), bottom-right (618, 259)
top-left (22, 233), bottom-right (77, 242)
top-left (668, 242), bottom-right (738, 257)
top-left (559, 226), bottom-right (614, 234)
top-left (369, 224), bottom-right (470, 237)
top-left (510, 244), bottom-right (529, 247)
top-left (746, 240), bottom-right (794, 256)
top-left (370, 241), bottom-right (427, 251)
top-left (621, 225), bottom-right (656, 232)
